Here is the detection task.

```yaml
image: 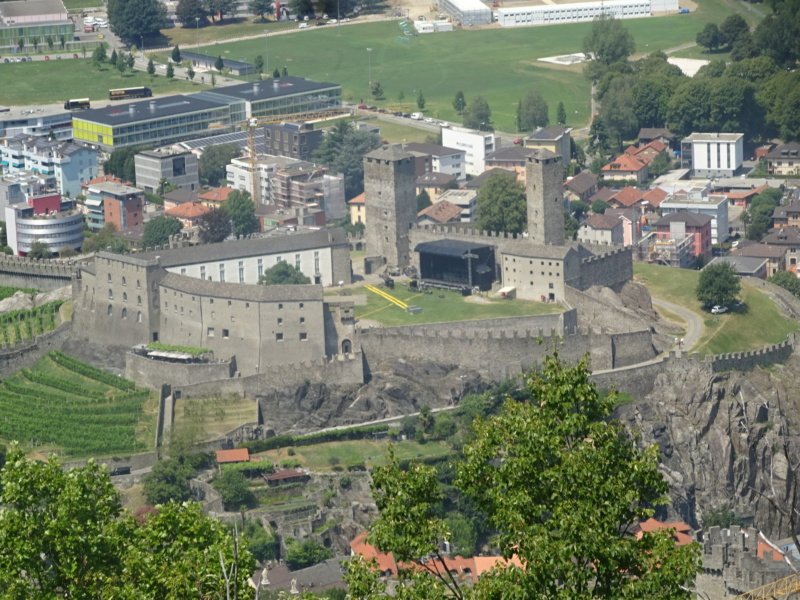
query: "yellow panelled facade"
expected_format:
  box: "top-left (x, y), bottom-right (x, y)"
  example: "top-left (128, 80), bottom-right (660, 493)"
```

top-left (73, 119), bottom-right (114, 148)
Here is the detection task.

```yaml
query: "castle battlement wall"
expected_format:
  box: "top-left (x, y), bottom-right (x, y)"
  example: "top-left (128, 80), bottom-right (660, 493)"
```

top-left (0, 256), bottom-right (76, 291)
top-left (577, 247), bottom-right (634, 291)
top-left (125, 352), bottom-right (236, 390)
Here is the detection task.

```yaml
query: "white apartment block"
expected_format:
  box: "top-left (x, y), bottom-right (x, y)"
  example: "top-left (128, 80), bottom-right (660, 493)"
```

top-left (441, 127), bottom-right (496, 176)
top-left (227, 154), bottom-right (301, 204)
top-left (681, 133), bottom-right (744, 178)
top-left (660, 191), bottom-right (730, 244)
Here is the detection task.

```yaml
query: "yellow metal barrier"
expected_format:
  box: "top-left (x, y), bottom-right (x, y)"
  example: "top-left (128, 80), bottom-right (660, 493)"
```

top-left (364, 285), bottom-right (408, 309)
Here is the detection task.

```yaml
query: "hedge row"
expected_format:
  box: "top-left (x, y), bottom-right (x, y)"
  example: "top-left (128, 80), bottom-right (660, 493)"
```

top-left (49, 350), bottom-right (136, 390)
top-left (222, 461), bottom-right (275, 475)
top-left (22, 369), bottom-right (104, 398)
top-left (240, 424), bottom-right (390, 454)
top-left (147, 342), bottom-right (211, 356)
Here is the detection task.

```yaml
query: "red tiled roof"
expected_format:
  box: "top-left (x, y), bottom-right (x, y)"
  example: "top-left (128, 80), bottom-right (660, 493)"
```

top-left (348, 192), bottom-right (365, 205)
top-left (757, 534), bottom-right (787, 562)
top-left (642, 187), bottom-right (668, 208)
top-left (350, 532), bottom-right (399, 575)
top-left (165, 201), bottom-right (212, 219)
top-left (85, 174), bottom-right (132, 187)
top-left (216, 448), bottom-right (250, 464)
top-left (199, 187), bottom-right (235, 203)
top-left (263, 468), bottom-right (307, 481)
top-left (610, 186), bottom-right (644, 207)
top-left (725, 184), bottom-right (771, 200)
top-left (634, 518), bottom-right (693, 546)
top-left (418, 200), bottom-right (463, 223)
top-left (602, 154), bottom-right (648, 173)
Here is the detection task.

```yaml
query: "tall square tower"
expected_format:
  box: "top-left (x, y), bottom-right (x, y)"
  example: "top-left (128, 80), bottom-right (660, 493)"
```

top-left (526, 148), bottom-right (564, 246)
top-left (364, 145), bottom-right (417, 267)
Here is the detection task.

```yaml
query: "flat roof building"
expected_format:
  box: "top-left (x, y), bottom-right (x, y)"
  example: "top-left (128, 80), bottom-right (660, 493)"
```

top-left (681, 132), bottom-right (744, 178)
top-left (134, 149), bottom-right (199, 194)
top-left (0, 0), bottom-right (72, 51)
top-left (438, 0), bottom-right (492, 25)
top-left (0, 104), bottom-right (74, 141)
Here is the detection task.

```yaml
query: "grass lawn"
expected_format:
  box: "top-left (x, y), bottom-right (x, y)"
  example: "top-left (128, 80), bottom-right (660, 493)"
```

top-left (633, 263), bottom-right (799, 356)
top-left (195, 0), bottom-right (738, 131)
top-left (173, 394), bottom-right (257, 441)
top-left (350, 250), bottom-right (367, 261)
top-left (254, 438), bottom-right (452, 471)
top-left (0, 60), bottom-right (208, 105)
top-left (331, 284), bottom-right (563, 326)
top-left (671, 46), bottom-right (732, 61)
top-left (63, 0), bottom-right (102, 8)
top-left (162, 18), bottom-right (300, 47)
top-left (368, 118), bottom-right (434, 143)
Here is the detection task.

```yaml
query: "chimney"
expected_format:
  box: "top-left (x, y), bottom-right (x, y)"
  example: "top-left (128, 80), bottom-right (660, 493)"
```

top-left (273, 79), bottom-right (279, 91)
top-left (252, 82), bottom-right (259, 94)
top-left (128, 106), bottom-right (135, 118)
top-left (149, 101), bottom-right (157, 113)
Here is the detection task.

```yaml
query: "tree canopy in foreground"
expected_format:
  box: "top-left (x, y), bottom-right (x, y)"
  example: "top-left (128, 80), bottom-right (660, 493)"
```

top-left (345, 352), bottom-right (700, 600)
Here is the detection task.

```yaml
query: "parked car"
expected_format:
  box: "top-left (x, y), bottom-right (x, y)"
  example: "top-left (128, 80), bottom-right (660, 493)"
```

top-left (357, 104), bottom-right (367, 109)
top-left (44, 55), bottom-right (50, 60)
top-left (2, 58), bottom-right (8, 63)
top-left (711, 305), bottom-right (728, 314)
top-left (424, 117), bottom-right (435, 122)
top-left (513, 138), bottom-right (523, 145)
top-left (410, 112), bottom-right (423, 120)
top-left (73, 53), bottom-right (79, 58)
top-left (26, 56), bottom-right (32, 61)
top-left (299, 22), bottom-right (309, 28)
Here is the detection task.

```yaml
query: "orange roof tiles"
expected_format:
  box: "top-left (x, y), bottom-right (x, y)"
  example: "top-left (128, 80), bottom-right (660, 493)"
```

top-left (165, 201), bottom-right (212, 219)
top-left (348, 193), bottom-right (365, 205)
top-left (725, 184), bottom-right (771, 200)
top-left (85, 174), bottom-right (132, 187)
top-left (215, 448), bottom-right (250, 464)
top-left (757, 534), bottom-right (786, 562)
top-left (634, 518), bottom-right (693, 546)
top-left (610, 186), bottom-right (644, 207)
top-left (199, 187), bottom-right (235, 203)
top-left (418, 200), bottom-right (463, 223)
top-left (602, 154), bottom-right (648, 173)
top-left (583, 213), bottom-right (621, 230)
top-left (642, 187), bottom-right (668, 207)
top-left (349, 532), bottom-right (398, 575)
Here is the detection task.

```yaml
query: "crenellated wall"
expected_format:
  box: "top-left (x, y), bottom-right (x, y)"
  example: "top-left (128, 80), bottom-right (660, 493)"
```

top-left (125, 353), bottom-right (236, 396)
top-left (0, 256), bottom-right (76, 291)
top-left (576, 247), bottom-right (634, 291)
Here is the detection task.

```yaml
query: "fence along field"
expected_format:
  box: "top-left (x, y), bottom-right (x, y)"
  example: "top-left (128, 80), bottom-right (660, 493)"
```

top-left (0, 351), bottom-right (156, 456)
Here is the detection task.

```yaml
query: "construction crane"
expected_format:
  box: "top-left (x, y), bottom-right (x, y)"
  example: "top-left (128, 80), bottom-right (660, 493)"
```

top-left (732, 572), bottom-right (800, 600)
top-left (246, 117), bottom-right (260, 205)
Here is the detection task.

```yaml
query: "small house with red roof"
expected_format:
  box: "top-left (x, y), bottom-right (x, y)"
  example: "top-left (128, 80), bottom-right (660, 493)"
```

top-left (634, 518), bottom-right (694, 547)
top-left (602, 154), bottom-right (649, 184)
top-left (348, 192), bottom-right (366, 226)
top-left (725, 184), bottom-right (771, 208)
top-left (624, 139), bottom-right (668, 164)
top-left (608, 186), bottom-right (644, 209)
top-left (262, 468), bottom-right (310, 487)
top-left (216, 448), bottom-right (250, 465)
top-left (577, 213), bottom-right (624, 245)
top-left (418, 200), bottom-right (464, 225)
top-left (199, 186), bottom-right (235, 208)
top-left (165, 201), bottom-right (212, 227)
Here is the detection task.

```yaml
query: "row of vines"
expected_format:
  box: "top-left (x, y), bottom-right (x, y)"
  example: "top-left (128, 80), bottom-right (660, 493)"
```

top-left (0, 301), bottom-right (63, 346)
top-left (0, 352), bottom-right (150, 455)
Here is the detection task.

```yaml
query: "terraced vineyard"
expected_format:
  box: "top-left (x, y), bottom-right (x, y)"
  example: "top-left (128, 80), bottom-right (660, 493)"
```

top-left (0, 351), bottom-right (157, 456)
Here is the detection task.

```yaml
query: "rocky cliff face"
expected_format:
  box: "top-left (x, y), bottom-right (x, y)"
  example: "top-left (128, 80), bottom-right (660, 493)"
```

top-left (616, 355), bottom-right (800, 538)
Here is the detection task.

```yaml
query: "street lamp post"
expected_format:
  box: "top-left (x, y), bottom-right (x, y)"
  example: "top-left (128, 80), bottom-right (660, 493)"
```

top-left (264, 29), bottom-right (268, 75)
top-left (195, 17), bottom-right (200, 48)
top-left (366, 47), bottom-right (373, 87)
top-left (337, 0), bottom-right (341, 35)
top-left (140, 35), bottom-right (144, 53)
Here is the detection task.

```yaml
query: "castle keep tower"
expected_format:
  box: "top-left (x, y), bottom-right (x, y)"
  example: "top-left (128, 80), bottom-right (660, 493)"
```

top-left (364, 145), bottom-right (417, 267)
top-left (526, 148), bottom-right (565, 246)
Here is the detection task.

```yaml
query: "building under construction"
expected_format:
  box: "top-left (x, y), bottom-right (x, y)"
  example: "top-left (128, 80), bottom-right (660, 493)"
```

top-left (635, 231), bottom-right (696, 268)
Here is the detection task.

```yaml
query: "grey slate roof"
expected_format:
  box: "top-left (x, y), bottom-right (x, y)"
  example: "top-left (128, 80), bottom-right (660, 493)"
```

top-left (707, 255), bottom-right (768, 275)
top-left (527, 126), bottom-right (569, 141)
top-left (766, 143), bottom-right (800, 160)
top-left (160, 272), bottom-right (323, 302)
top-left (486, 146), bottom-right (537, 162)
top-left (77, 96), bottom-right (223, 127)
top-left (655, 211), bottom-right (713, 228)
top-left (403, 142), bottom-right (463, 157)
top-left (135, 228), bottom-right (347, 267)
top-left (0, 0), bottom-right (66, 18)
top-left (503, 242), bottom-right (575, 260)
top-left (564, 171), bottom-right (598, 195)
top-left (763, 227), bottom-right (800, 245)
top-left (463, 168), bottom-right (515, 189)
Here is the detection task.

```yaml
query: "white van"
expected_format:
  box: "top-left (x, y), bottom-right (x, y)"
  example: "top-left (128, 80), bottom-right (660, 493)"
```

top-left (410, 112), bottom-right (423, 120)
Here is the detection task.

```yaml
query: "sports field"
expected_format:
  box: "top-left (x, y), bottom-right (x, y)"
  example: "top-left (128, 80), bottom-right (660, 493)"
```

top-left (201, 0), bottom-right (741, 130)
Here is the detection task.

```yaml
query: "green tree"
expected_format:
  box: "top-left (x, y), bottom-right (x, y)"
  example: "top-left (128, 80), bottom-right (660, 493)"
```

top-left (213, 468), bottom-right (256, 511)
top-left (250, 0), bottom-right (273, 19)
top-left (104, 147), bottom-right (145, 183)
top-left (588, 115), bottom-right (610, 157)
top-left (92, 44), bottom-right (107, 69)
top-left (253, 54), bottom-right (264, 75)
top-left (354, 353), bottom-right (699, 600)
top-left (476, 171), bottom-right (526, 235)
top-left (516, 89), bottom-right (549, 132)
top-left (453, 90), bottom-right (466, 115)
top-left (571, 200), bottom-right (590, 219)
top-left (166, 62), bottom-right (175, 79)
top-left (126, 52), bottom-right (135, 70)
top-left (418, 405), bottom-right (434, 432)
top-left (416, 90), bottom-right (426, 110)
top-left (176, 0), bottom-right (208, 27)
top-left (199, 142), bottom-right (240, 186)
top-left (142, 457), bottom-right (194, 504)
top-left (27, 241), bottom-right (53, 259)
top-left (58, 33), bottom-right (66, 49)
top-left (225, 189), bottom-right (260, 238)
top-left (58, 246), bottom-right (78, 258)
top-left (462, 95), bottom-right (491, 131)
top-left (116, 54), bottom-right (127, 74)
top-left (215, 55), bottom-right (224, 72)
top-left (282, 65), bottom-right (288, 77)
top-left (147, 57), bottom-right (155, 77)
top-left (696, 22), bottom-right (722, 53)
top-left (187, 63), bottom-right (196, 81)
top-left (582, 14), bottom-right (635, 79)
top-left (556, 101), bottom-right (567, 126)
top-left (370, 80), bottom-right (383, 99)
top-left (565, 210), bottom-right (579, 240)
top-left (243, 518), bottom-right (280, 562)
top-left (703, 506), bottom-right (746, 528)
top-left (107, 0), bottom-right (167, 44)
top-left (142, 215), bottom-right (183, 248)
top-left (171, 45), bottom-right (181, 63)
top-left (205, 0), bottom-right (236, 22)
top-left (289, 0), bottom-right (314, 18)
top-left (82, 223), bottom-right (129, 254)
top-left (592, 199), bottom-right (610, 214)
top-left (399, 415), bottom-right (418, 438)
top-left (768, 270), bottom-right (800, 296)
top-left (16, 38), bottom-right (23, 51)
top-left (696, 262), bottom-right (741, 309)
top-left (720, 13), bottom-right (749, 47)
top-left (397, 89), bottom-right (405, 102)
top-left (312, 121), bottom-right (381, 198)
top-left (417, 189), bottom-right (432, 212)
top-left (285, 539), bottom-right (333, 570)
top-left (648, 151), bottom-right (672, 178)
top-left (110, 49), bottom-right (118, 66)
top-left (599, 75), bottom-right (638, 150)
top-left (259, 260), bottom-right (312, 285)
top-left (0, 445), bottom-right (124, 598)
top-left (45, 35), bottom-right (54, 50)
top-left (444, 516), bottom-right (479, 557)
top-left (198, 207), bottom-right (231, 243)
top-left (273, 67), bottom-right (280, 78)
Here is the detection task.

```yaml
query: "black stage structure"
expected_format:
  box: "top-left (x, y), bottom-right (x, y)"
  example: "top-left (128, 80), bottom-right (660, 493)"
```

top-left (414, 240), bottom-right (495, 291)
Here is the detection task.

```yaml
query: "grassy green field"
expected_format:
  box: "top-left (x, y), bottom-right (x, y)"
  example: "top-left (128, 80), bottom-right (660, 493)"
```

top-left (0, 60), bottom-right (208, 105)
top-left (195, 0), bottom-right (739, 130)
top-left (63, 0), bottom-right (102, 8)
top-left (173, 394), bottom-right (257, 441)
top-left (0, 353), bottom-right (158, 459)
top-left (633, 263), bottom-right (799, 356)
top-left (329, 284), bottom-right (563, 326)
top-left (254, 438), bottom-right (452, 471)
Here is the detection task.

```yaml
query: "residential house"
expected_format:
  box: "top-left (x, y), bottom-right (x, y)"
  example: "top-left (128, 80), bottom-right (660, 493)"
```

top-left (215, 448), bottom-right (250, 465)
top-left (263, 468), bottom-right (310, 487)
top-left (199, 186), bottom-right (235, 208)
top-left (707, 255), bottom-right (769, 279)
top-left (602, 154), bottom-right (649, 184)
top-left (257, 204), bottom-right (326, 229)
top-left (772, 201), bottom-right (800, 228)
top-left (633, 518), bottom-right (693, 547)
top-left (638, 128), bottom-right (676, 149)
top-left (226, 154), bottom-right (301, 205)
top-left (484, 146), bottom-right (537, 182)
top-left (680, 132), bottom-right (744, 177)
top-left (641, 188), bottom-right (668, 213)
top-left (608, 187), bottom-right (644, 209)
top-left (625, 139), bottom-right (668, 164)
top-left (587, 187), bottom-right (615, 206)
top-left (165, 201), bottom-right (211, 228)
top-left (564, 171), bottom-right (598, 204)
top-left (724, 184), bottom-right (771, 208)
top-left (418, 199), bottom-right (464, 225)
top-left (114, 224), bottom-right (146, 252)
top-left (163, 187), bottom-right (200, 211)
top-left (766, 143), bottom-right (800, 176)
top-left (732, 244), bottom-right (786, 277)
top-left (403, 143), bottom-right (465, 178)
top-left (83, 181), bottom-right (144, 232)
top-left (348, 192), bottom-right (366, 226)
top-left (436, 188), bottom-right (478, 222)
top-left (249, 558), bottom-right (346, 595)
top-left (762, 227), bottom-right (800, 268)
top-left (441, 127), bottom-right (496, 175)
top-left (605, 207), bottom-right (641, 246)
top-left (660, 192), bottom-right (729, 244)
top-left (577, 213), bottom-right (624, 245)
top-left (464, 168), bottom-right (514, 192)
top-left (523, 126), bottom-right (572, 162)
top-left (654, 212), bottom-right (713, 264)
top-left (416, 172), bottom-right (457, 203)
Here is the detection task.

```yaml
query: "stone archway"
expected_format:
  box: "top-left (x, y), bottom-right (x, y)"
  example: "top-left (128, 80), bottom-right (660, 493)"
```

top-left (341, 339), bottom-right (352, 354)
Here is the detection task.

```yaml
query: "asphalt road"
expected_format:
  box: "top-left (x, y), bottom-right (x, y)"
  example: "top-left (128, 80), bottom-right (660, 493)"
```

top-left (652, 297), bottom-right (704, 352)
